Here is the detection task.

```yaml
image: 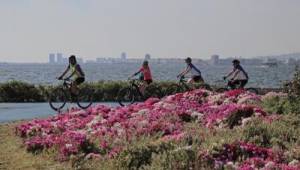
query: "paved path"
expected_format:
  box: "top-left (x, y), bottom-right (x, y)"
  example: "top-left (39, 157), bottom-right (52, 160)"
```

top-left (0, 103), bottom-right (118, 123)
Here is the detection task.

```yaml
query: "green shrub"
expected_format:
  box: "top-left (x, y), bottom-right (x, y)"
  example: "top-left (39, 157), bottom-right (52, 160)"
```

top-left (0, 81), bottom-right (44, 102)
top-left (242, 115), bottom-right (300, 148)
top-left (262, 96), bottom-right (300, 115)
top-left (117, 140), bottom-right (175, 169)
top-left (145, 146), bottom-right (196, 170)
top-left (284, 65), bottom-right (300, 97)
top-left (0, 81), bottom-right (179, 102)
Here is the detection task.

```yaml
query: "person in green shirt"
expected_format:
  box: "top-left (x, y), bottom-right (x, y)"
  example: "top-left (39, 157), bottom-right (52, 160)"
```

top-left (58, 55), bottom-right (85, 95)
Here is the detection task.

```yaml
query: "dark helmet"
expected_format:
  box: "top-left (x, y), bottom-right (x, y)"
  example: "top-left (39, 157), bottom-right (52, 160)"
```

top-left (185, 57), bottom-right (192, 63)
top-left (69, 55), bottom-right (77, 64)
top-left (232, 59), bottom-right (240, 64)
top-left (69, 55), bottom-right (77, 61)
top-left (143, 60), bottom-right (149, 65)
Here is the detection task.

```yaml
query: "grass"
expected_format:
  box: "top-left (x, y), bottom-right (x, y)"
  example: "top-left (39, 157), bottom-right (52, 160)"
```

top-left (0, 122), bottom-right (71, 170)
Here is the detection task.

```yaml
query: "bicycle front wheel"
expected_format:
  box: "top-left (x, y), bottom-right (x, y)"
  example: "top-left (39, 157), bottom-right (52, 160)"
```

top-left (49, 87), bottom-right (67, 111)
top-left (117, 87), bottom-right (136, 106)
top-left (77, 88), bottom-right (94, 109)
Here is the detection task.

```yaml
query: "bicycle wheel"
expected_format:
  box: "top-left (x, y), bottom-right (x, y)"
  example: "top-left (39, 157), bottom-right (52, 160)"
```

top-left (77, 87), bottom-right (94, 109)
top-left (246, 88), bottom-right (259, 94)
top-left (164, 84), bottom-right (184, 96)
top-left (117, 87), bottom-right (136, 106)
top-left (215, 88), bottom-right (228, 93)
top-left (144, 85), bottom-right (163, 99)
top-left (49, 87), bottom-right (67, 111)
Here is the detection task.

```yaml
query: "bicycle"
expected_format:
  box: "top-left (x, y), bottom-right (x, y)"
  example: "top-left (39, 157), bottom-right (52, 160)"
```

top-left (215, 79), bottom-right (259, 94)
top-left (164, 76), bottom-right (212, 96)
top-left (48, 78), bottom-right (94, 111)
top-left (117, 78), bottom-right (163, 106)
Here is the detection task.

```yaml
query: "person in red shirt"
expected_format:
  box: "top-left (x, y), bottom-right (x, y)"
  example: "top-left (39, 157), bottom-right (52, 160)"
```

top-left (131, 60), bottom-right (153, 94)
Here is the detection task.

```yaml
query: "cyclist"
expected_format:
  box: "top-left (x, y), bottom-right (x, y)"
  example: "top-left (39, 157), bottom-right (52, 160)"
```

top-left (131, 60), bottom-right (153, 95)
top-left (177, 57), bottom-right (204, 87)
top-left (58, 55), bottom-right (85, 95)
top-left (223, 59), bottom-right (249, 89)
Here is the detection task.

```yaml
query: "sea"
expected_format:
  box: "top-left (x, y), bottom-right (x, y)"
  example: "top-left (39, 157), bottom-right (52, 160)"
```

top-left (0, 62), bottom-right (296, 88)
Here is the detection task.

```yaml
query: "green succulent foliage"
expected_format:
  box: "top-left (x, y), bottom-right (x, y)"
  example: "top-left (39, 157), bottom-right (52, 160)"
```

top-left (263, 95), bottom-right (300, 115)
top-left (242, 115), bottom-right (300, 148)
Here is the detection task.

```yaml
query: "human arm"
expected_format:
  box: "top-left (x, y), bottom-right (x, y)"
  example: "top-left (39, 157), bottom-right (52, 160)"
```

top-left (223, 68), bottom-right (235, 80)
top-left (177, 66), bottom-right (191, 78)
top-left (130, 68), bottom-right (142, 78)
top-left (58, 65), bottom-right (70, 79)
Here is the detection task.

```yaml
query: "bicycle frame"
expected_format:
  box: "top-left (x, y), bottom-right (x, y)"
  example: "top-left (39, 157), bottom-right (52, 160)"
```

top-left (178, 76), bottom-right (191, 90)
top-left (128, 79), bottom-right (144, 97)
top-left (224, 79), bottom-right (244, 90)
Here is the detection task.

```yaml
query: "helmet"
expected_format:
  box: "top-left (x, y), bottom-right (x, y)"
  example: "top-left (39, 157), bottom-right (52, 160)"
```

top-left (143, 60), bottom-right (148, 65)
top-left (232, 59), bottom-right (240, 64)
top-left (69, 55), bottom-right (76, 60)
top-left (185, 57), bottom-right (192, 63)
top-left (69, 55), bottom-right (77, 64)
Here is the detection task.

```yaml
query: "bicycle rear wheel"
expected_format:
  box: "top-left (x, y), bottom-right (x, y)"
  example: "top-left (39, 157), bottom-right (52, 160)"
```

top-left (77, 88), bottom-right (94, 109)
top-left (246, 88), bottom-right (259, 94)
top-left (164, 84), bottom-right (184, 96)
top-left (49, 87), bottom-right (67, 111)
top-left (117, 87), bottom-right (137, 106)
top-left (216, 88), bottom-right (228, 93)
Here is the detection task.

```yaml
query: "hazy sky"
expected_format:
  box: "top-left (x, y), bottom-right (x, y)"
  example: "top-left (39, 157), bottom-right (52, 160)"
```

top-left (0, 0), bottom-right (299, 62)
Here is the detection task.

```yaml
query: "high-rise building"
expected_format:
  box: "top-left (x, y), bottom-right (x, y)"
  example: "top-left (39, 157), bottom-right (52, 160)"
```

top-left (145, 54), bottom-right (151, 60)
top-left (49, 53), bottom-right (55, 64)
top-left (210, 55), bottom-right (219, 65)
top-left (121, 52), bottom-right (127, 60)
top-left (56, 53), bottom-right (63, 64)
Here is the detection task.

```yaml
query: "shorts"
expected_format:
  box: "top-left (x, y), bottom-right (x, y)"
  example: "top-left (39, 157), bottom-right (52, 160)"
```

top-left (75, 77), bottom-right (85, 85)
top-left (145, 79), bottom-right (153, 85)
top-left (192, 75), bottom-right (204, 82)
top-left (228, 79), bottom-right (248, 89)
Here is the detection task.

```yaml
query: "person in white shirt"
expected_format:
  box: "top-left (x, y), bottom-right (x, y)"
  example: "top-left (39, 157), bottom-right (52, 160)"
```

top-left (177, 57), bottom-right (204, 85)
top-left (223, 59), bottom-right (249, 89)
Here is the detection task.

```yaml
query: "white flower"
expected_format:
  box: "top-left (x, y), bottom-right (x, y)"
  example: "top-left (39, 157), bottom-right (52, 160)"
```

top-left (65, 144), bottom-right (73, 148)
top-left (242, 117), bottom-right (252, 127)
top-left (289, 159), bottom-right (299, 166)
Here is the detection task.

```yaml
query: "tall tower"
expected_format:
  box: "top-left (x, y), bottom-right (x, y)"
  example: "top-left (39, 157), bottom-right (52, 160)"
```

top-left (49, 53), bottom-right (55, 64)
top-left (210, 55), bottom-right (219, 65)
top-left (56, 53), bottom-right (63, 64)
top-left (121, 52), bottom-right (127, 60)
top-left (145, 54), bottom-right (151, 60)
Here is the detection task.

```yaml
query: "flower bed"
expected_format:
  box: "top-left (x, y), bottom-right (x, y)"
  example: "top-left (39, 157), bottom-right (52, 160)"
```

top-left (199, 141), bottom-right (300, 170)
top-left (15, 89), bottom-right (283, 163)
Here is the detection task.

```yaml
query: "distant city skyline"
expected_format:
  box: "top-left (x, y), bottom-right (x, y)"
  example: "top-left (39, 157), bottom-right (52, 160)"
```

top-left (0, 0), bottom-right (300, 63)
top-left (45, 52), bottom-right (300, 66)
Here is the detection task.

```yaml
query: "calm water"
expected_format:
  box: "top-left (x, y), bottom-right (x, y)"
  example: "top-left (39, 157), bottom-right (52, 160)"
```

top-left (0, 62), bottom-right (295, 88)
